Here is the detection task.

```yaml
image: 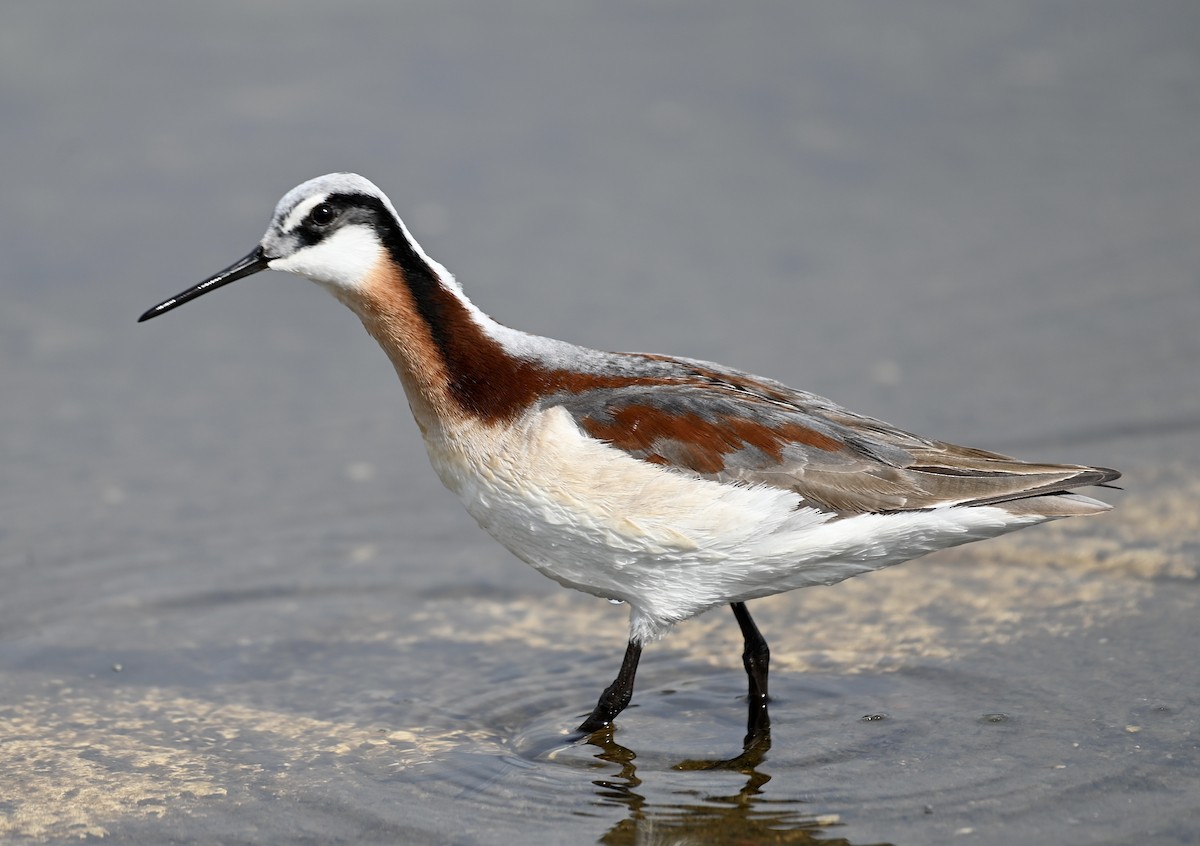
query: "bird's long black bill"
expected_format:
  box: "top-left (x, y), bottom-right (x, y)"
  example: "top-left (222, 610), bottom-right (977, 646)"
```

top-left (138, 247), bottom-right (271, 322)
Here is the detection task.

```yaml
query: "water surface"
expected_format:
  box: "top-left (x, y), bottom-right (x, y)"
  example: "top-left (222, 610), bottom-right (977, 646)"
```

top-left (2, 3), bottom-right (1198, 843)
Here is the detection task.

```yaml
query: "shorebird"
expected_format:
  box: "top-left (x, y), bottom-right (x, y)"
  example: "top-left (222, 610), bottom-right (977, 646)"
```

top-left (140, 173), bottom-right (1119, 739)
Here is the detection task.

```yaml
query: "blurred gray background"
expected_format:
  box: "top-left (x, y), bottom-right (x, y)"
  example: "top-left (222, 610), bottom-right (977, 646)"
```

top-left (2, 3), bottom-right (1198, 844)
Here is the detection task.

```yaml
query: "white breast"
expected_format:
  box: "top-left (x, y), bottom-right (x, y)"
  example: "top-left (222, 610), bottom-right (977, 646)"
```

top-left (421, 406), bottom-right (1044, 642)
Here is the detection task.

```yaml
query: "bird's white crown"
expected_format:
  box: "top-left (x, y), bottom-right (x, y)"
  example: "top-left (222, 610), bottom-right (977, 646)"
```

top-left (260, 173), bottom-right (398, 294)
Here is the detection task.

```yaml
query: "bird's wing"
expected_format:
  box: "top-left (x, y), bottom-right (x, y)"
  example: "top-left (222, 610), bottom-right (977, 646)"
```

top-left (546, 353), bottom-right (1119, 515)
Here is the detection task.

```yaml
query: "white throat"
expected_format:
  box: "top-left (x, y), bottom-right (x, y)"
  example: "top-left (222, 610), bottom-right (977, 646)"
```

top-left (268, 225), bottom-right (383, 294)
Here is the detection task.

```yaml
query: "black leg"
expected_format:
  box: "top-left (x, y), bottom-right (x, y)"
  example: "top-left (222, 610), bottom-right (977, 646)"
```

top-left (731, 602), bottom-right (770, 742)
top-left (578, 639), bottom-right (643, 733)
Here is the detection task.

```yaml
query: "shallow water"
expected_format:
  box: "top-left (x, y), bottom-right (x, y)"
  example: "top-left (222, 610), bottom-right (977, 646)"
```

top-left (3, 2), bottom-right (1199, 843)
top-left (5, 474), bottom-right (1197, 843)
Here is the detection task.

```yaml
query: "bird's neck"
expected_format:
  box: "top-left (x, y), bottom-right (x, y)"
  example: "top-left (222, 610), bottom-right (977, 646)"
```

top-left (349, 248), bottom-right (548, 434)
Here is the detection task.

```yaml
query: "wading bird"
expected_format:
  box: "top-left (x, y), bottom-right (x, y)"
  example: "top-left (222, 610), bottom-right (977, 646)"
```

top-left (140, 173), bottom-right (1119, 743)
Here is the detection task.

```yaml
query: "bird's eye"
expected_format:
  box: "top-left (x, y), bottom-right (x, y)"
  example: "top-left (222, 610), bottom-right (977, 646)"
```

top-left (309, 203), bottom-right (336, 227)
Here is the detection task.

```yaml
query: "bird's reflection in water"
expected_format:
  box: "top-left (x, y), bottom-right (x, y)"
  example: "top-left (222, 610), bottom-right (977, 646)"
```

top-left (583, 703), bottom-right (891, 846)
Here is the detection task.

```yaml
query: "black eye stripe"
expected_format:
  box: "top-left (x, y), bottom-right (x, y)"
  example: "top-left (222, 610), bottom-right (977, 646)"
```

top-left (309, 202), bottom-right (336, 227)
top-left (287, 193), bottom-right (390, 248)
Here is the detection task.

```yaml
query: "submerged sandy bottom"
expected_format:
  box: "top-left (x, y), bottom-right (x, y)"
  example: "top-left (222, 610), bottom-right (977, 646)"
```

top-left (3, 464), bottom-right (1196, 844)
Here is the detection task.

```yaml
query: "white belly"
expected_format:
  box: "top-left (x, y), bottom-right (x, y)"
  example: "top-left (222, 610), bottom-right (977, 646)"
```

top-left (422, 406), bottom-right (1041, 642)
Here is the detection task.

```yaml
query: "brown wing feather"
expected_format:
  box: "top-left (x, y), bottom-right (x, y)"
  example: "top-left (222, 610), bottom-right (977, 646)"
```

top-left (552, 353), bottom-right (1119, 515)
